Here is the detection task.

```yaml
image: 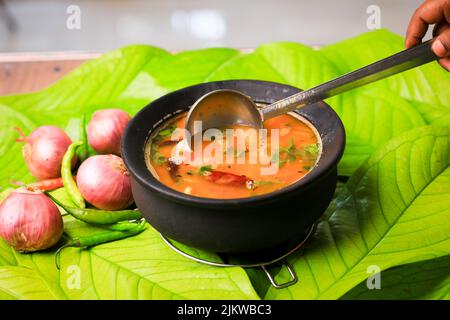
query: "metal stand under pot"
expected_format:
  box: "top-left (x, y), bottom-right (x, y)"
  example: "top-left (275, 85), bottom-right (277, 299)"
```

top-left (159, 224), bottom-right (315, 289)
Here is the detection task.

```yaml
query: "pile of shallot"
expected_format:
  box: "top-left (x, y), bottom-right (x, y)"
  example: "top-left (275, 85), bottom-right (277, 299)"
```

top-left (0, 109), bottom-right (133, 252)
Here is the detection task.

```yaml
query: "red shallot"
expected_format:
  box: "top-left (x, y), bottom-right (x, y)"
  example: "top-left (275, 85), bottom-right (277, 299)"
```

top-left (16, 126), bottom-right (74, 180)
top-left (0, 188), bottom-right (63, 252)
top-left (87, 109), bottom-right (131, 155)
top-left (76, 155), bottom-right (133, 210)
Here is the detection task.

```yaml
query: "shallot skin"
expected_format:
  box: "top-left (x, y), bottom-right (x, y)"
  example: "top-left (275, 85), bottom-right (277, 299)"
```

top-left (77, 155), bottom-right (133, 210)
top-left (87, 109), bottom-right (131, 155)
top-left (0, 189), bottom-right (63, 252)
top-left (22, 126), bottom-right (73, 180)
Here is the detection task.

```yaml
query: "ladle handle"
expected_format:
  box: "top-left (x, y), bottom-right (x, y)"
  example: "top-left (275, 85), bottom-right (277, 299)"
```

top-left (261, 39), bottom-right (439, 120)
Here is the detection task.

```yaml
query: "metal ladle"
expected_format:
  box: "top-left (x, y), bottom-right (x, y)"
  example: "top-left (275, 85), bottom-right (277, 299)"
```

top-left (186, 39), bottom-right (438, 135)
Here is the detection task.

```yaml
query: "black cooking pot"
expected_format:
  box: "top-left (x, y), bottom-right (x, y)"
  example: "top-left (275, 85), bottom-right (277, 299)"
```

top-left (122, 80), bottom-right (345, 253)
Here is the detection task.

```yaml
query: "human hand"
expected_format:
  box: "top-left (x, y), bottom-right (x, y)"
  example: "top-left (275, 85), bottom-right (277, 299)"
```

top-left (406, 0), bottom-right (450, 71)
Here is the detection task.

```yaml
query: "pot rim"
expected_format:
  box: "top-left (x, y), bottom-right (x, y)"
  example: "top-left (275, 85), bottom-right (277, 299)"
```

top-left (122, 80), bottom-right (345, 209)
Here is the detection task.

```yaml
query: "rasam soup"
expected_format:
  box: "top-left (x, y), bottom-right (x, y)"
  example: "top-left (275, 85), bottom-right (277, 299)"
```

top-left (145, 111), bottom-right (321, 199)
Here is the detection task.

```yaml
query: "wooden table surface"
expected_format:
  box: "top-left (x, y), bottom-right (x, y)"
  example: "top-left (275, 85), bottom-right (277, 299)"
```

top-left (0, 52), bottom-right (101, 96)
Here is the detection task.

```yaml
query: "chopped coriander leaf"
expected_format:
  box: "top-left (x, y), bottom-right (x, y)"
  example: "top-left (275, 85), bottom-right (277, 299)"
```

top-left (253, 179), bottom-right (282, 187)
top-left (277, 140), bottom-right (319, 165)
top-left (270, 149), bottom-right (288, 168)
top-left (153, 154), bottom-right (167, 165)
top-left (153, 154), bottom-right (166, 165)
top-left (304, 144), bottom-right (319, 155)
top-left (158, 125), bottom-right (177, 138)
top-left (279, 138), bottom-right (298, 164)
top-left (281, 138), bottom-right (296, 154)
top-left (303, 165), bottom-right (312, 170)
top-left (199, 165), bottom-right (213, 176)
top-left (288, 138), bottom-right (296, 150)
top-left (186, 170), bottom-right (194, 175)
top-left (150, 143), bottom-right (167, 165)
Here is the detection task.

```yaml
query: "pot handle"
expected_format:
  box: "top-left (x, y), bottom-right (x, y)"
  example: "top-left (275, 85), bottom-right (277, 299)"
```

top-left (261, 262), bottom-right (298, 289)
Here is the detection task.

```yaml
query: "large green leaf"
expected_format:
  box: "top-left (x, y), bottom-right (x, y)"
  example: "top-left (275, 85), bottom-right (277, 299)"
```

top-left (0, 234), bottom-right (67, 300)
top-left (0, 240), bottom-right (17, 267)
top-left (341, 255), bottom-right (450, 300)
top-left (266, 126), bottom-right (450, 300)
top-left (0, 266), bottom-right (62, 300)
top-left (320, 30), bottom-right (449, 173)
top-left (320, 29), bottom-right (450, 108)
top-left (9, 249), bottom-right (69, 299)
top-left (331, 92), bottom-right (425, 175)
top-left (56, 222), bottom-right (259, 300)
top-left (406, 99), bottom-right (450, 127)
top-left (116, 48), bottom-right (242, 111)
top-left (0, 105), bottom-right (37, 186)
top-left (141, 47), bottom-right (241, 90)
top-left (0, 228), bottom-right (259, 300)
top-left (0, 195), bottom-right (259, 300)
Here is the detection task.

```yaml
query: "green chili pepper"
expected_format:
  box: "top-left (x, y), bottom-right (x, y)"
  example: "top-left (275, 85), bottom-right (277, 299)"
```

top-left (97, 220), bottom-right (144, 231)
top-left (76, 114), bottom-right (89, 163)
top-left (55, 220), bottom-right (146, 269)
top-left (62, 141), bottom-right (85, 208)
top-left (46, 192), bottom-right (142, 224)
top-left (75, 220), bottom-right (146, 247)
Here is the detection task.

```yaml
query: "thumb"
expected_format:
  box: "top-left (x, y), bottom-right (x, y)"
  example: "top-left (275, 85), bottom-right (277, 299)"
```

top-left (432, 26), bottom-right (450, 57)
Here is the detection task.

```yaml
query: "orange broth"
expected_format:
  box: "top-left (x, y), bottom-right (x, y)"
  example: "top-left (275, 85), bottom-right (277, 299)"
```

top-left (145, 112), bottom-right (320, 199)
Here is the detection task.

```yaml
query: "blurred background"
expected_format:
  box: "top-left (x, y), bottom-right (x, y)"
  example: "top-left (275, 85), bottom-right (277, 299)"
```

top-left (0, 0), bottom-right (425, 52)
